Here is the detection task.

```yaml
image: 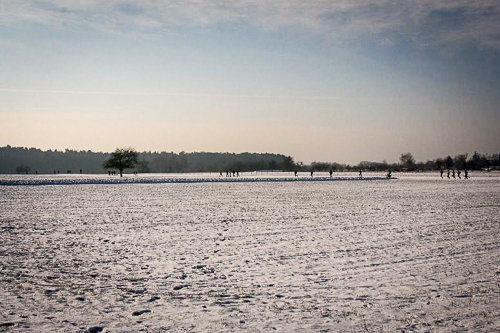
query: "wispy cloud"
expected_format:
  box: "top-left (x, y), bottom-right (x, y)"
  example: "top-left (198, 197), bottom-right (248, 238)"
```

top-left (0, 88), bottom-right (340, 100)
top-left (1, 0), bottom-right (499, 49)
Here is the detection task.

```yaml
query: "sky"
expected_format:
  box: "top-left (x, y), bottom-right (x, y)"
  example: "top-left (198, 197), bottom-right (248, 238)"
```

top-left (1, 0), bottom-right (499, 164)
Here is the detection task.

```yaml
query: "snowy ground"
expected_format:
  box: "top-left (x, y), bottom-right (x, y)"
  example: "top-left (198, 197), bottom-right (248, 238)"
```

top-left (1, 172), bottom-right (499, 332)
top-left (0, 172), bottom-right (392, 186)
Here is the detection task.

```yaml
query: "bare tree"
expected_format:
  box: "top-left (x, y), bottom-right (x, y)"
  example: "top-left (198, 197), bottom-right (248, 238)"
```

top-left (400, 153), bottom-right (416, 171)
top-left (104, 148), bottom-right (138, 177)
top-left (445, 155), bottom-right (454, 169)
top-left (454, 154), bottom-right (468, 170)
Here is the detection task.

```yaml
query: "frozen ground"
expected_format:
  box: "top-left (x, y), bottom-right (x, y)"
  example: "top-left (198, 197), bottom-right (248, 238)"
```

top-left (1, 172), bottom-right (499, 332)
top-left (0, 172), bottom-right (392, 186)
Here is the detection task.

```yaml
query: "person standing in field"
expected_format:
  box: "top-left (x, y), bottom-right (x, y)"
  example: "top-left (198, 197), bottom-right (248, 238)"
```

top-left (294, 170), bottom-right (298, 177)
top-left (330, 170), bottom-right (333, 177)
top-left (465, 169), bottom-right (469, 179)
top-left (359, 169), bottom-right (363, 178)
top-left (452, 169), bottom-right (456, 179)
top-left (310, 170), bottom-right (314, 177)
top-left (447, 169), bottom-right (450, 178)
top-left (440, 169), bottom-right (444, 178)
top-left (387, 169), bottom-right (392, 178)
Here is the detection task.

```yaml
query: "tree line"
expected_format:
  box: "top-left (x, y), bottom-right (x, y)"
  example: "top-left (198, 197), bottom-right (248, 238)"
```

top-left (0, 146), bottom-right (295, 174)
top-left (1, 145), bottom-right (498, 174)
top-left (309, 152), bottom-right (500, 172)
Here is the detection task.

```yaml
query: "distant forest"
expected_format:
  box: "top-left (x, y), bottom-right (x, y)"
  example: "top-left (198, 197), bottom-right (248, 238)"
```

top-left (0, 146), bottom-right (295, 174)
top-left (1, 146), bottom-right (499, 174)
top-left (310, 152), bottom-right (500, 172)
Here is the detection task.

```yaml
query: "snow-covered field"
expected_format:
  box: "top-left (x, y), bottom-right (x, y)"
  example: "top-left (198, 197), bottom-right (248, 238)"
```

top-left (0, 172), bottom-right (392, 186)
top-left (1, 172), bottom-right (499, 332)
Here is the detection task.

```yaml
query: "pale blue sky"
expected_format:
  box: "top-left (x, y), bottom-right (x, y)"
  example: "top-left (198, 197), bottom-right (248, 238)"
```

top-left (1, 0), bottom-right (499, 164)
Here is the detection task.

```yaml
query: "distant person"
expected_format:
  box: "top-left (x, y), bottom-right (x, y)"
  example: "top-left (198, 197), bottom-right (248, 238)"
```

top-left (387, 169), bottom-right (392, 178)
top-left (457, 170), bottom-right (461, 179)
top-left (452, 169), bottom-right (456, 179)
top-left (465, 169), bottom-right (469, 179)
top-left (294, 170), bottom-right (298, 177)
top-left (359, 169), bottom-right (362, 178)
top-left (447, 169), bottom-right (450, 179)
top-left (80, 169), bottom-right (82, 174)
top-left (329, 170), bottom-right (333, 177)
top-left (220, 171), bottom-right (223, 177)
top-left (310, 170), bottom-right (314, 177)
top-left (226, 170), bottom-right (229, 177)
top-left (440, 169), bottom-right (443, 178)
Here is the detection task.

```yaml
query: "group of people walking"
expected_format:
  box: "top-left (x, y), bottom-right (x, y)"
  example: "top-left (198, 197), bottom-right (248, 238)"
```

top-left (298, 169), bottom-right (391, 178)
top-left (440, 169), bottom-right (469, 179)
top-left (306, 169), bottom-right (393, 178)
top-left (221, 170), bottom-right (239, 177)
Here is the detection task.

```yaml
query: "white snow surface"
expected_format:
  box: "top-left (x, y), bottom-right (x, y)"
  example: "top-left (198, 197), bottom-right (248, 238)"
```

top-left (1, 172), bottom-right (499, 332)
top-left (0, 172), bottom-right (393, 186)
